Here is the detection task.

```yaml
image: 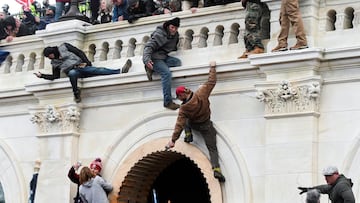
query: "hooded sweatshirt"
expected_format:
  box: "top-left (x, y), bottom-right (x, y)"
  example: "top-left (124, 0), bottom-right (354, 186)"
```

top-left (79, 176), bottom-right (113, 203)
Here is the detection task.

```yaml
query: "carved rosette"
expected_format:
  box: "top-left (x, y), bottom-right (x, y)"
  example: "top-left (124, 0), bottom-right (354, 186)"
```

top-left (256, 81), bottom-right (321, 115)
top-left (30, 105), bottom-right (81, 135)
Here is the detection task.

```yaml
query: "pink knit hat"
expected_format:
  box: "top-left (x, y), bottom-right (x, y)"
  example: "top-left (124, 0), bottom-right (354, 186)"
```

top-left (90, 158), bottom-right (102, 172)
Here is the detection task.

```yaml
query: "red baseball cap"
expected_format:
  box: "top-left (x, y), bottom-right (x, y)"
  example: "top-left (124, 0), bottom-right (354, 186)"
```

top-left (176, 86), bottom-right (186, 98)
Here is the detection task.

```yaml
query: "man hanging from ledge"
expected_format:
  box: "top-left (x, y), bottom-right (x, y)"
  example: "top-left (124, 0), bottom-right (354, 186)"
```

top-left (166, 61), bottom-right (226, 183)
top-left (34, 43), bottom-right (132, 103)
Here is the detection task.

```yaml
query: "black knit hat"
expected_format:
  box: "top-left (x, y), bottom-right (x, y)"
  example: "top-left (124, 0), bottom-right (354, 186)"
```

top-left (43, 46), bottom-right (60, 58)
top-left (165, 17), bottom-right (180, 27)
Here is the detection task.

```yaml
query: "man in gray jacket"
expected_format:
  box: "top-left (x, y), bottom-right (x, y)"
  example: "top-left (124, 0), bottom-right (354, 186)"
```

top-left (298, 166), bottom-right (355, 203)
top-left (143, 17), bottom-right (182, 110)
top-left (34, 43), bottom-right (132, 103)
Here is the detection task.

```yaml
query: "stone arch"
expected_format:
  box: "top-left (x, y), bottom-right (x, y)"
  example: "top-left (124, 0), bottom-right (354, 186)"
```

top-left (0, 140), bottom-right (27, 202)
top-left (117, 150), bottom-right (211, 203)
top-left (342, 132), bottom-right (360, 200)
top-left (103, 111), bottom-right (252, 203)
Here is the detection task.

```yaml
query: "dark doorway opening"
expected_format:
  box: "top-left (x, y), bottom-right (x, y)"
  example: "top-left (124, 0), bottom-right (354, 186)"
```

top-left (117, 151), bottom-right (212, 203)
top-left (148, 158), bottom-right (211, 203)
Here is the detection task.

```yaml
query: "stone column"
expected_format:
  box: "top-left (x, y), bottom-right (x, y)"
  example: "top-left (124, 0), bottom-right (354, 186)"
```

top-left (29, 104), bottom-right (81, 203)
top-left (252, 49), bottom-right (323, 203)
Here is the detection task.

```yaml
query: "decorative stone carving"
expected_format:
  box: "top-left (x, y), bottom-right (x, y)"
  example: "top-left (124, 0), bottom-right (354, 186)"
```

top-left (30, 105), bottom-right (81, 135)
top-left (256, 81), bottom-right (321, 115)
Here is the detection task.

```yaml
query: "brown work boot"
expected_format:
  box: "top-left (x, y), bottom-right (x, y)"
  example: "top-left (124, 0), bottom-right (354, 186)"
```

top-left (247, 46), bottom-right (264, 55)
top-left (121, 59), bottom-right (132, 73)
top-left (289, 43), bottom-right (308, 50)
top-left (271, 45), bottom-right (288, 52)
top-left (238, 51), bottom-right (248, 59)
top-left (164, 101), bottom-right (180, 110)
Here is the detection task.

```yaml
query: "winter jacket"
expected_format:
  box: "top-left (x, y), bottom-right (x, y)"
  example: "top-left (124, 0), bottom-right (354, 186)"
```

top-left (68, 167), bottom-right (82, 203)
top-left (127, 0), bottom-right (157, 23)
top-left (112, 0), bottom-right (129, 22)
top-left (41, 43), bottom-right (92, 80)
top-left (171, 67), bottom-right (216, 142)
top-left (142, 25), bottom-right (179, 64)
top-left (79, 176), bottom-right (113, 203)
top-left (313, 174), bottom-right (355, 203)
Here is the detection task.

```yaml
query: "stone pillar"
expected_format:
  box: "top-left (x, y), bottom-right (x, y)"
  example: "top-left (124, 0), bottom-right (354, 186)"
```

top-left (252, 49), bottom-right (323, 203)
top-left (29, 104), bottom-right (81, 203)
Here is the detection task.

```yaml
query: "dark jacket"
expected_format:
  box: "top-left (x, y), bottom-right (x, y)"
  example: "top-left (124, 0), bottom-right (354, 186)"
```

top-left (314, 174), bottom-right (355, 203)
top-left (171, 67), bottom-right (216, 142)
top-left (127, 0), bottom-right (158, 23)
top-left (142, 25), bottom-right (179, 64)
top-left (112, 0), bottom-right (129, 22)
top-left (41, 43), bottom-right (92, 80)
top-left (68, 167), bottom-right (83, 203)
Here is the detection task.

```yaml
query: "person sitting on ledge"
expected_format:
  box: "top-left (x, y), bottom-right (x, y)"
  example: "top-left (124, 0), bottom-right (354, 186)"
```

top-left (34, 43), bottom-right (132, 103)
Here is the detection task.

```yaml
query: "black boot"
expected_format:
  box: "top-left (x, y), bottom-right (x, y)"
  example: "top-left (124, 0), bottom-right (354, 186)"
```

top-left (121, 59), bottom-right (132, 73)
top-left (74, 89), bottom-right (81, 103)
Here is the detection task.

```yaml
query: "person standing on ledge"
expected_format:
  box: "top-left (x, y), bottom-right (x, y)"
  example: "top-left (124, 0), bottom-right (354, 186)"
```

top-left (272, 0), bottom-right (308, 52)
top-left (34, 43), bottom-right (132, 103)
top-left (238, 0), bottom-right (269, 59)
top-left (166, 61), bottom-right (226, 183)
top-left (143, 17), bottom-right (182, 110)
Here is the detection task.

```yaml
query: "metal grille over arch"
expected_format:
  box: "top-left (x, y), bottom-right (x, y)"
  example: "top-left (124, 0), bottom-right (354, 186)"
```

top-left (117, 150), bottom-right (210, 203)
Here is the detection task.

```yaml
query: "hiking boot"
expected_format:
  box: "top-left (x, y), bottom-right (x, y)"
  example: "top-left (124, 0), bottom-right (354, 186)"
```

top-left (144, 65), bottom-right (153, 81)
top-left (289, 44), bottom-right (308, 50)
top-left (238, 51), bottom-right (248, 59)
top-left (74, 89), bottom-right (81, 103)
top-left (213, 167), bottom-right (226, 183)
top-left (121, 59), bottom-right (132, 73)
top-left (164, 102), bottom-right (180, 110)
top-left (248, 46), bottom-right (264, 55)
top-left (271, 45), bottom-right (288, 52)
top-left (184, 131), bottom-right (193, 143)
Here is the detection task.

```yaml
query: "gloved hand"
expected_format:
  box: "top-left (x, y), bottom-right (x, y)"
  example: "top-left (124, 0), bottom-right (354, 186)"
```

top-left (297, 187), bottom-right (309, 195)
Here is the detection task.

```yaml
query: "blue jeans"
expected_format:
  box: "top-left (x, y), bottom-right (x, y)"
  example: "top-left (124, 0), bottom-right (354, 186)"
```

top-left (152, 56), bottom-right (181, 106)
top-left (67, 66), bottom-right (120, 93)
top-left (55, 2), bottom-right (70, 21)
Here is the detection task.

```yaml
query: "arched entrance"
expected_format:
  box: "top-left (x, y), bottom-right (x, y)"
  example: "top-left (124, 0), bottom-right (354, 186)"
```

top-left (117, 150), bottom-right (210, 203)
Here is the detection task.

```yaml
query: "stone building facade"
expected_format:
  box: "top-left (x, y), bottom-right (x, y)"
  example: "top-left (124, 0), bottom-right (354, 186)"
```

top-left (0, 0), bottom-right (360, 202)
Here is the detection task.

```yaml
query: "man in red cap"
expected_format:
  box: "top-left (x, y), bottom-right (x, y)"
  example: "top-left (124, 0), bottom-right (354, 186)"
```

top-left (166, 61), bottom-right (226, 182)
top-left (143, 17), bottom-right (182, 110)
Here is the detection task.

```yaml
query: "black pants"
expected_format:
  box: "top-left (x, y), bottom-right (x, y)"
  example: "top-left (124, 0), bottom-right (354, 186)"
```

top-left (189, 119), bottom-right (220, 168)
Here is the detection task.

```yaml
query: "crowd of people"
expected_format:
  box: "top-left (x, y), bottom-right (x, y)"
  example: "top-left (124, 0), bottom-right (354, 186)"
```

top-left (0, 0), bottom-right (239, 42)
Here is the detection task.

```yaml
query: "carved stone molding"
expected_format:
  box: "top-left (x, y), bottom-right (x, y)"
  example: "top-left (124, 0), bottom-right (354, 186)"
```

top-left (30, 105), bottom-right (81, 136)
top-left (256, 81), bottom-right (321, 116)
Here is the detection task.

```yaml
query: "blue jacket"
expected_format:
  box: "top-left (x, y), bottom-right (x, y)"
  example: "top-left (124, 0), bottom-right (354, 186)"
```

top-left (112, 0), bottom-right (129, 22)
